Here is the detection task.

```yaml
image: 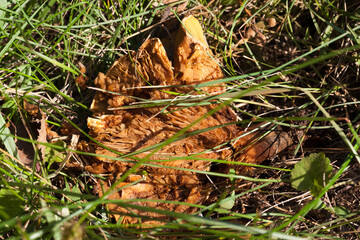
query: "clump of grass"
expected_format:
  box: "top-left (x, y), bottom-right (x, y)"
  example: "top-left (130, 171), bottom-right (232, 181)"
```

top-left (0, 0), bottom-right (359, 239)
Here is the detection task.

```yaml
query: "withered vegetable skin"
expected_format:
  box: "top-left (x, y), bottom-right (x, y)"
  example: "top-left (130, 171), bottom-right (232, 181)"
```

top-left (81, 16), bottom-right (292, 224)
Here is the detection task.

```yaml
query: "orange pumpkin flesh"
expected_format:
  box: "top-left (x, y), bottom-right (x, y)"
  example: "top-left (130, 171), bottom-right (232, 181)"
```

top-left (83, 15), bottom-right (292, 224)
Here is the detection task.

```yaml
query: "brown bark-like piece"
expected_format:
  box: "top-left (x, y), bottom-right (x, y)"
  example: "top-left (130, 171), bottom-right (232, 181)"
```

top-left (84, 16), bottom-right (292, 224)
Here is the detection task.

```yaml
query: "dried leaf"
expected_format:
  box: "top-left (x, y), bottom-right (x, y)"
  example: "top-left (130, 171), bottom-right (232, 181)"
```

top-left (14, 121), bottom-right (34, 167)
top-left (75, 62), bottom-right (88, 89)
top-left (23, 99), bottom-right (39, 117)
top-left (37, 112), bottom-right (48, 161)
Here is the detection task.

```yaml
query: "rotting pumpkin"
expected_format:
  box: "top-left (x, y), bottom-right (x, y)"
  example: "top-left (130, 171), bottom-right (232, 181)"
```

top-left (80, 15), bottom-right (292, 225)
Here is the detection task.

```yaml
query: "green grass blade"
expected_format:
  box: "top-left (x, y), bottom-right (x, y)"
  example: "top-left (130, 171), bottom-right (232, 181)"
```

top-left (0, 113), bottom-right (18, 159)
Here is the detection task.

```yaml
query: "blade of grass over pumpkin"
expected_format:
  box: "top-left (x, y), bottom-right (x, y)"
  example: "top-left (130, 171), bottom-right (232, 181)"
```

top-left (72, 146), bottom-right (290, 179)
top-left (105, 88), bottom-right (291, 110)
top-left (108, 81), bottom-right (289, 197)
top-left (40, 182), bottom-right (309, 240)
top-left (45, 103), bottom-right (138, 162)
top-left (68, 148), bottom-right (283, 183)
top-left (87, 89), bottom-right (340, 168)
top-left (42, 105), bottom-right (261, 185)
top-left (12, 130), bottom-right (133, 169)
top-left (84, 87), bottom-right (281, 163)
top-left (117, 115), bottom-right (255, 159)
top-left (92, 202), bottom-right (309, 240)
top-left (76, 117), bottom-right (287, 225)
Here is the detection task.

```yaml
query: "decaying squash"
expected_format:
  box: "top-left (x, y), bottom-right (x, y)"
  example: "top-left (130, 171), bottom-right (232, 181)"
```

top-left (82, 15), bottom-right (292, 224)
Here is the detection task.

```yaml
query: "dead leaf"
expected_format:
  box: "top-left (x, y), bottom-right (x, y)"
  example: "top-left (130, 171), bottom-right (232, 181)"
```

top-left (23, 99), bottom-right (39, 117)
top-left (75, 62), bottom-right (88, 89)
top-left (14, 121), bottom-right (34, 167)
top-left (37, 111), bottom-right (47, 162)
